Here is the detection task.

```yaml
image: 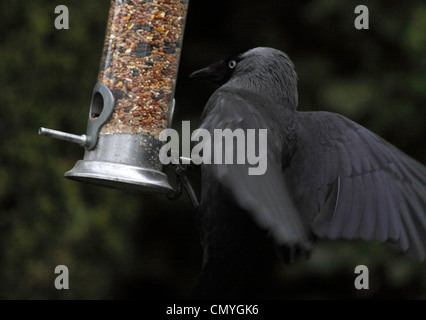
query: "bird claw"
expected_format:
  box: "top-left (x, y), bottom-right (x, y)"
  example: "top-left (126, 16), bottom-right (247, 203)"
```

top-left (167, 155), bottom-right (199, 209)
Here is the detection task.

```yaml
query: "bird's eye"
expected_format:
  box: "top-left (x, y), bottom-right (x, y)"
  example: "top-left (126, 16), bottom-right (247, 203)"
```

top-left (228, 60), bottom-right (237, 69)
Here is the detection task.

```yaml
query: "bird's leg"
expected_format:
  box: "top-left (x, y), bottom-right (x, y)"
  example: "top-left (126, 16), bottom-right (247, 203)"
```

top-left (167, 156), bottom-right (200, 209)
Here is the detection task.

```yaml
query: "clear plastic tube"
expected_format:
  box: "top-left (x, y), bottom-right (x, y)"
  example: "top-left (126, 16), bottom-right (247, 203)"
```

top-left (98, 0), bottom-right (189, 137)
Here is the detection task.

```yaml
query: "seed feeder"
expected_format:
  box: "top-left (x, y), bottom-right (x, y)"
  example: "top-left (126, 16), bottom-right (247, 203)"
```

top-left (40, 0), bottom-right (190, 195)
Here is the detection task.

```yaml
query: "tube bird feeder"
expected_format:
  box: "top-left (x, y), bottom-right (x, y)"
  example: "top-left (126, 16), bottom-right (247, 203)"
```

top-left (40, 0), bottom-right (190, 194)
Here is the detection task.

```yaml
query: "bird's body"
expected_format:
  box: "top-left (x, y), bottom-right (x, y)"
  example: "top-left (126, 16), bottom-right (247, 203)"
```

top-left (189, 47), bottom-right (426, 298)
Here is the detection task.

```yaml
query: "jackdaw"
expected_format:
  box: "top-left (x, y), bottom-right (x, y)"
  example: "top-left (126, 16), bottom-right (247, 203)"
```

top-left (189, 47), bottom-right (426, 298)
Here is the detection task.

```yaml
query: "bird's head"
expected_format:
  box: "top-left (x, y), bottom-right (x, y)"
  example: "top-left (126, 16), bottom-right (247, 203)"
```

top-left (190, 47), bottom-right (298, 110)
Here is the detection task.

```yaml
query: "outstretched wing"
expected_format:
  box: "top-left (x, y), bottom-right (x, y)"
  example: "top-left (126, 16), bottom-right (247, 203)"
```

top-left (287, 111), bottom-right (426, 260)
top-left (198, 88), bottom-right (312, 252)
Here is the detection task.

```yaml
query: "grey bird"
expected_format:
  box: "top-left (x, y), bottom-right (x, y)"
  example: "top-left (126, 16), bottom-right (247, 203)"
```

top-left (189, 47), bottom-right (426, 298)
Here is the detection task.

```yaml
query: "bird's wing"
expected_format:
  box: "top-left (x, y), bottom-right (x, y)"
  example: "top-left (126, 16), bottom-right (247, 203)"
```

top-left (288, 111), bottom-right (426, 260)
top-left (197, 89), bottom-right (312, 252)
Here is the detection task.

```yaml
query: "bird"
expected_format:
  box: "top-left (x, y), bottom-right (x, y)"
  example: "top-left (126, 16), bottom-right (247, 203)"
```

top-left (188, 47), bottom-right (426, 299)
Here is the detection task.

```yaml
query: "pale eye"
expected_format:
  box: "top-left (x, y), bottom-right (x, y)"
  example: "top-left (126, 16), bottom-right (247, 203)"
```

top-left (228, 60), bottom-right (237, 69)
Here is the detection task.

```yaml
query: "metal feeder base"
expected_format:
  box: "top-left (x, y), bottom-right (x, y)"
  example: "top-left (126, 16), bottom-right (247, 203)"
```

top-left (65, 160), bottom-right (173, 194)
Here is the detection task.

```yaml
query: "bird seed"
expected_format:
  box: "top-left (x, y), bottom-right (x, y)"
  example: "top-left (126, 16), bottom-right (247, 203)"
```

top-left (98, 0), bottom-right (189, 137)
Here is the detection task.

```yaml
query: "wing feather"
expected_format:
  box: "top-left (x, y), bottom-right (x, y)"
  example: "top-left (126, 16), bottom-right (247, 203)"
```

top-left (199, 88), bottom-right (312, 251)
top-left (289, 111), bottom-right (426, 260)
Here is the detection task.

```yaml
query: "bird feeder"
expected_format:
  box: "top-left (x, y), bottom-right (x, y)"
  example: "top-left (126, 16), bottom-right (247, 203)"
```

top-left (40, 0), bottom-right (190, 194)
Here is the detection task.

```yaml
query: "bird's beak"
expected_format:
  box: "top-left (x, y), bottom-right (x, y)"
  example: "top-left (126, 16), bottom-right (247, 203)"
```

top-left (189, 60), bottom-right (229, 83)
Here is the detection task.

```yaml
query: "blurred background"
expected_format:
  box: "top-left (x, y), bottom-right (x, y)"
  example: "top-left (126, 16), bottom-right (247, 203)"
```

top-left (0, 0), bottom-right (425, 299)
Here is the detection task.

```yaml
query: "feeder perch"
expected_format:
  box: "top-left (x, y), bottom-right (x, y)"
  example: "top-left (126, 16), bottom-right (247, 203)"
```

top-left (39, 0), bottom-right (190, 195)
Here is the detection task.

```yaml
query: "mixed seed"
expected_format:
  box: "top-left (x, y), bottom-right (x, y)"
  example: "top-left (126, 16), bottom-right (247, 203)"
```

top-left (98, 0), bottom-right (189, 136)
